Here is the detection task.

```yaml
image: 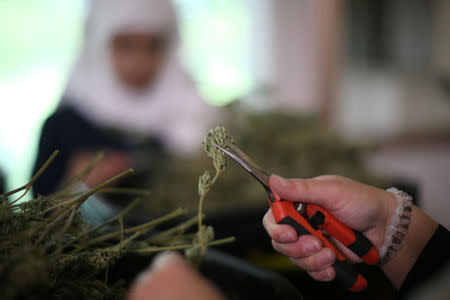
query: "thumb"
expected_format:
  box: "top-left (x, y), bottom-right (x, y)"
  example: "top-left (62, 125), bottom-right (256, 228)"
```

top-left (128, 251), bottom-right (225, 300)
top-left (269, 174), bottom-right (336, 209)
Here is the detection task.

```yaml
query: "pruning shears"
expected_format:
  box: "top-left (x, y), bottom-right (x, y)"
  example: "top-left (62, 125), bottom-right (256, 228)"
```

top-left (215, 141), bottom-right (379, 292)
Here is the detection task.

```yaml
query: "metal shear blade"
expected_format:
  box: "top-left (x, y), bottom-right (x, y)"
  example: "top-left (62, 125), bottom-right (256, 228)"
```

top-left (214, 141), bottom-right (271, 189)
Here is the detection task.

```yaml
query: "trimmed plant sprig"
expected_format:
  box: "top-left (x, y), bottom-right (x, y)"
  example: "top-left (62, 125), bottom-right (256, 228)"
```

top-left (185, 126), bottom-right (235, 262)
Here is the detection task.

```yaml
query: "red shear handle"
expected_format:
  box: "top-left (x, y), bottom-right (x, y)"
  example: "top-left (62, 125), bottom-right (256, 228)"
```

top-left (306, 204), bottom-right (379, 265)
top-left (271, 201), bottom-right (368, 292)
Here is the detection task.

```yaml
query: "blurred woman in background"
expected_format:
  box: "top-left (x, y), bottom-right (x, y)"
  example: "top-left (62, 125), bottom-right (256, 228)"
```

top-left (33, 0), bottom-right (219, 198)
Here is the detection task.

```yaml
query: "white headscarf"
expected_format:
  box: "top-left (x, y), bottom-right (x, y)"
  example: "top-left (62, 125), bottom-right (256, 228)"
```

top-left (62, 0), bottom-right (220, 156)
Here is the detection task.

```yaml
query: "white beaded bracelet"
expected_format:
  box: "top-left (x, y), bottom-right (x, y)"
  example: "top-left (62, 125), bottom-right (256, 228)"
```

top-left (378, 187), bottom-right (413, 266)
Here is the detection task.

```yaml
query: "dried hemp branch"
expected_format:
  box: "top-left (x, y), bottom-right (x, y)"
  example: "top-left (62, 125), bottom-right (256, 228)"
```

top-left (185, 126), bottom-right (235, 262)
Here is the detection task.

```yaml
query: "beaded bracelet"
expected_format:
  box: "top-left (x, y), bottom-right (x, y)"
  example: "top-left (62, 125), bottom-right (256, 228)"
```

top-left (378, 187), bottom-right (413, 266)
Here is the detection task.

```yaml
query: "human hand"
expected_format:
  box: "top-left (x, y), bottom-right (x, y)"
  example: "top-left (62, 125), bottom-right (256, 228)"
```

top-left (127, 251), bottom-right (225, 300)
top-left (66, 151), bottom-right (132, 188)
top-left (263, 175), bottom-right (396, 282)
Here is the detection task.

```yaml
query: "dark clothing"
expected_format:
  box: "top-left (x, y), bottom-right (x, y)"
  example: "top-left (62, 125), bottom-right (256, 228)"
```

top-left (398, 224), bottom-right (450, 299)
top-left (32, 104), bottom-right (131, 197)
top-left (0, 169), bottom-right (5, 195)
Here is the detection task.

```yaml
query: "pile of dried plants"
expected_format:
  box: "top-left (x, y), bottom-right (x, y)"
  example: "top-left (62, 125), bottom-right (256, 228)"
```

top-left (0, 127), bottom-right (234, 299)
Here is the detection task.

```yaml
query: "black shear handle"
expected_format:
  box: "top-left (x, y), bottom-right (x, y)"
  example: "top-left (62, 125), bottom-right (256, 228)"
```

top-left (270, 195), bottom-right (368, 292)
top-left (278, 216), bottom-right (367, 292)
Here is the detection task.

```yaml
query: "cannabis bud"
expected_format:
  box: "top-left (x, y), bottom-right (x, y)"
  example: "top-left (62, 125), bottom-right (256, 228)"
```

top-left (203, 126), bottom-right (233, 173)
top-left (185, 225), bottom-right (215, 259)
top-left (198, 171), bottom-right (212, 196)
top-left (86, 248), bottom-right (120, 270)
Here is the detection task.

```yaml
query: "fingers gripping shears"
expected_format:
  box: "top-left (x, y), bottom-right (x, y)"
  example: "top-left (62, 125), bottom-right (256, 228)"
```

top-left (215, 141), bottom-right (379, 292)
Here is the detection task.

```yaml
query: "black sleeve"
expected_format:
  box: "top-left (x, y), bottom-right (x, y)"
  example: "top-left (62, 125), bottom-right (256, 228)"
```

top-left (32, 106), bottom-right (129, 197)
top-left (32, 112), bottom-right (69, 197)
top-left (397, 224), bottom-right (450, 299)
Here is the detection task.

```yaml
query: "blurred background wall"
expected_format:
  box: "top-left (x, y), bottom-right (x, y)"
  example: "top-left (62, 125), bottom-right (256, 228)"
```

top-left (0, 0), bottom-right (85, 193)
top-left (1, 0), bottom-right (449, 226)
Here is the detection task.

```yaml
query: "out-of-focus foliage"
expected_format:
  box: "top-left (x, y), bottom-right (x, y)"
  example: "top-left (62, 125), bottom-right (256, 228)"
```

top-left (137, 111), bottom-right (390, 215)
top-left (0, 190), bottom-right (128, 300)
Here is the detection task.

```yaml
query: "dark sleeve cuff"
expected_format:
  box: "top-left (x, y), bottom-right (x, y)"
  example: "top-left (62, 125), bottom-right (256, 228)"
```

top-left (397, 224), bottom-right (450, 299)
